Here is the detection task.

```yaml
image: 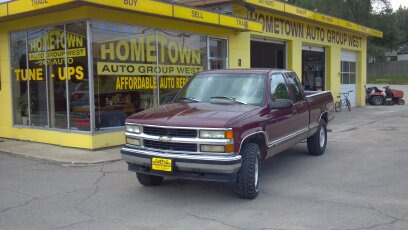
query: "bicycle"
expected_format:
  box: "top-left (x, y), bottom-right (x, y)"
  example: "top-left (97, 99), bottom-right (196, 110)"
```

top-left (335, 90), bottom-right (353, 112)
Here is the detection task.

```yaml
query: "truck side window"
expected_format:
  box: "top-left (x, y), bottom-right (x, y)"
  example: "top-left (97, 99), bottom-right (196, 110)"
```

top-left (270, 74), bottom-right (290, 101)
top-left (287, 72), bottom-right (303, 102)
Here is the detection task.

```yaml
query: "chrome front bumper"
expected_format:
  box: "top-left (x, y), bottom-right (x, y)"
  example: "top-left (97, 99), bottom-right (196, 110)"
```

top-left (121, 147), bottom-right (242, 175)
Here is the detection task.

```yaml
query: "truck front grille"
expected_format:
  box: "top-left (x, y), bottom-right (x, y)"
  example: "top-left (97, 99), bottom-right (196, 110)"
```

top-left (144, 140), bottom-right (197, 152)
top-left (143, 126), bottom-right (197, 138)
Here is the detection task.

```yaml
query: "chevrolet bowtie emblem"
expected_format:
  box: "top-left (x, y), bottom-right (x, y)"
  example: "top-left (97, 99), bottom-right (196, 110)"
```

top-left (159, 136), bottom-right (172, 142)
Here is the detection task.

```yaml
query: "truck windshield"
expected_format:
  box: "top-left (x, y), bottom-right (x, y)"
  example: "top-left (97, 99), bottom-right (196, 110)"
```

top-left (174, 73), bottom-right (266, 106)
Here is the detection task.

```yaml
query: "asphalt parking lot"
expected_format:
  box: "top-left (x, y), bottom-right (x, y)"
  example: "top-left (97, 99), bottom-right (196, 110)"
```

top-left (1, 104), bottom-right (408, 230)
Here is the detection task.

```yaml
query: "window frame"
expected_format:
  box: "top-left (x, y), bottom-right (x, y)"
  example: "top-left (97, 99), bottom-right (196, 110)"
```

top-left (207, 36), bottom-right (228, 70)
top-left (340, 60), bottom-right (357, 85)
top-left (9, 19), bottom-right (92, 133)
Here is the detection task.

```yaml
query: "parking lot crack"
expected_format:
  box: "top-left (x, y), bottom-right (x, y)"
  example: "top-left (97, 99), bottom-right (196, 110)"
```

top-left (368, 203), bottom-right (407, 222)
top-left (186, 212), bottom-right (247, 230)
top-left (55, 219), bottom-right (95, 229)
top-left (93, 164), bottom-right (106, 186)
top-left (340, 219), bottom-right (400, 230)
top-left (74, 165), bottom-right (106, 209)
top-left (0, 197), bottom-right (37, 215)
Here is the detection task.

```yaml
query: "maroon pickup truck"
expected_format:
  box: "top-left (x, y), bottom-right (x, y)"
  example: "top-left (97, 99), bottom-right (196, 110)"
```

top-left (121, 69), bottom-right (334, 199)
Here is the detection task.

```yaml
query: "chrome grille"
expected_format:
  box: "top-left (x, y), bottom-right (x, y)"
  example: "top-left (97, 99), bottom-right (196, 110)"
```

top-left (144, 140), bottom-right (197, 152)
top-left (143, 126), bottom-right (197, 138)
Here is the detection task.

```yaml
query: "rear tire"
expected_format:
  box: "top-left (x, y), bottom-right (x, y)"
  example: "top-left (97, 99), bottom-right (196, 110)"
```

top-left (346, 99), bottom-right (351, 111)
top-left (136, 173), bottom-right (163, 186)
top-left (335, 102), bottom-right (342, 112)
top-left (235, 143), bottom-right (261, 199)
top-left (307, 119), bottom-right (327, 156)
top-left (371, 96), bottom-right (384, 106)
top-left (397, 98), bottom-right (405, 105)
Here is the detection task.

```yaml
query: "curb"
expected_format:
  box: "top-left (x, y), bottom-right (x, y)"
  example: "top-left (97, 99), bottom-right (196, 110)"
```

top-left (0, 150), bottom-right (122, 167)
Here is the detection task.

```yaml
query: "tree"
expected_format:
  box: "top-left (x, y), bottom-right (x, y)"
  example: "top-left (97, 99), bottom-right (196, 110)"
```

top-left (395, 6), bottom-right (408, 45)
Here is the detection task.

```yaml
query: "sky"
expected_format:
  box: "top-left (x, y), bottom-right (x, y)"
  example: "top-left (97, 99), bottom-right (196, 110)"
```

top-left (390, 0), bottom-right (408, 10)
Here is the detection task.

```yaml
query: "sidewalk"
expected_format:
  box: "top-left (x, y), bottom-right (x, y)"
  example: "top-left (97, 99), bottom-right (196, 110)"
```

top-left (0, 138), bottom-right (121, 166)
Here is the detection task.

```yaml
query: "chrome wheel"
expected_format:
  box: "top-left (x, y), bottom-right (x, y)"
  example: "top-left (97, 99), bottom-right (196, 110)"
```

top-left (319, 126), bottom-right (326, 148)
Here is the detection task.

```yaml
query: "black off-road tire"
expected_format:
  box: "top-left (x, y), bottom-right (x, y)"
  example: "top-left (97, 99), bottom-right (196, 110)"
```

top-left (235, 143), bottom-right (261, 199)
top-left (397, 98), bottom-right (405, 105)
top-left (136, 172), bottom-right (163, 186)
top-left (307, 120), bottom-right (327, 156)
top-left (371, 96), bottom-right (384, 106)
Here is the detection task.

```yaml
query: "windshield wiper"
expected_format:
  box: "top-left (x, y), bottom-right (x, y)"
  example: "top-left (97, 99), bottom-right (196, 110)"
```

top-left (210, 96), bottom-right (247, 105)
top-left (176, 97), bottom-right (201, 103)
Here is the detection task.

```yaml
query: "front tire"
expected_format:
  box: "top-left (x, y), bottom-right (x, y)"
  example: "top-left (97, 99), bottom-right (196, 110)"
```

top-left (307, 120), bottom-right (327, 156)
top-left (371, 96), bottom-right (384, 106)
top-left (136, 173), bottom-right (163, 186)
top-left (235, 143), bottom-right (261, 199)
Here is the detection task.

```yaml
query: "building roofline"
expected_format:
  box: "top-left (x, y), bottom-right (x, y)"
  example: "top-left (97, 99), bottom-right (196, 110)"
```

top-left (177, 0), bottom-right (383, 38)
top-left (0, 0), bottom-right (263, 33)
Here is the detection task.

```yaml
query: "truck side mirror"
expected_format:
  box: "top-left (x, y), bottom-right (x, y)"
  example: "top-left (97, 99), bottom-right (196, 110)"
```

top-left (269, 99), bottom-right (293, 110)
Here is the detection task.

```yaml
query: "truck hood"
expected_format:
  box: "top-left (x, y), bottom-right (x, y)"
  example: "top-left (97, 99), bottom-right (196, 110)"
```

top-left (127, 102), bottom-right (259, 128)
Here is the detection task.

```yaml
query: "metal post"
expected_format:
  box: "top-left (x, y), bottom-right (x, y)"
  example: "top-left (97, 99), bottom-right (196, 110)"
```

top-left (64, 24), bottom-right (70, 130)
top-left (25, 32), bottom-right (31, 126)
top-left (87, 20), bottom-right (96, 132)
top-left (44, 28), bottom-right (50, 128)
top-left (155, 29), bottom-right (160, 106)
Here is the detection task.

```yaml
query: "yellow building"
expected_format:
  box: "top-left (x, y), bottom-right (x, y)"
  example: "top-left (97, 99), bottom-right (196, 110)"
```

top-left (0, 0), bottom-right (382, 149)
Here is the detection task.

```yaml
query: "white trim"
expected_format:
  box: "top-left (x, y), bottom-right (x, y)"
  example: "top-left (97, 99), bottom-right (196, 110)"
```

top-left (251, 36), bottom-right (285, 45)
top-left (341, 50), bottom-right (357, 62)
top-left (302, 45), bottom-right (325, 52)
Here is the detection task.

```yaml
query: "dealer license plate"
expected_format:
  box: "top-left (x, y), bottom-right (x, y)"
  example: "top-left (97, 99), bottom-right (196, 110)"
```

top-left (151, 157), bottom-right (172, 172)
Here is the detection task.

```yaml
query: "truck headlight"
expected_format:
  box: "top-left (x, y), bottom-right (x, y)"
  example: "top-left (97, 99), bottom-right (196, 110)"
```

top-left (126, 138), bottom-right (140, 146)
top-left (199, 130), bottom-right (233, 139)
top-left (126, 124), bottom-right (141, 133)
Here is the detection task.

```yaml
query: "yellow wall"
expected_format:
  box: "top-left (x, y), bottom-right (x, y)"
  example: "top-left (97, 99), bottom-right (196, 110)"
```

top-left (0, 4), bottom-right (369, 149)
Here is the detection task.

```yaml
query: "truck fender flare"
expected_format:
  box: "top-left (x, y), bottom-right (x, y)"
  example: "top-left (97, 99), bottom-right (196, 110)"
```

top-left (319, 111), bottom-right (328, 123)
top-left (238, 131), bottom-right (268, 153)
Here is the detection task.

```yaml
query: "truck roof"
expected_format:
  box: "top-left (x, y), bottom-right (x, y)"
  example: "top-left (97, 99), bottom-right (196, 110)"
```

top-left (199, 68), bottom-right (294, 75)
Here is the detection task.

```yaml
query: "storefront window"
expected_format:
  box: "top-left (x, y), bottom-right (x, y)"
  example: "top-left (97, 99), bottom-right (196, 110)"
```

top-left (11, 32), bottom-right (28, 126)
top-left (45, 25), bottom-right (67, 129)
top-left (208, 37), bottom-right (227, 70)
top-left (67, 22), bottom-right (90, 131)
top-left (91, 21), bottom-right (157, 129)
top-left (11, 21), bottom-right (90, 130)
top-left (11, 20), bottom-right (228, 132)
top-left (157, 30), bottom-right (206, 104)
top-left (27, 28), bottom-right (48, 127)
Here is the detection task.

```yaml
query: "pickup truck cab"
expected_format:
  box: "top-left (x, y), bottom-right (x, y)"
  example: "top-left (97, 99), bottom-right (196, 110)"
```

top-left (122, 69), bottom-right (334, 199)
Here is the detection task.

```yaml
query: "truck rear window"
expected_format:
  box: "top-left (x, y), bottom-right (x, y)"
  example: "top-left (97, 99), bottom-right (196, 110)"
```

top-left (174, 73), bottom-right (266, 106)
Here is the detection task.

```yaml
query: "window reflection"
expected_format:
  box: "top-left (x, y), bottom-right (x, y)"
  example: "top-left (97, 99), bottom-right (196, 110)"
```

top-left (91, 22), bottom-right (157, 129)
